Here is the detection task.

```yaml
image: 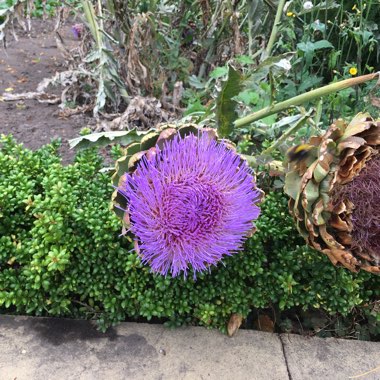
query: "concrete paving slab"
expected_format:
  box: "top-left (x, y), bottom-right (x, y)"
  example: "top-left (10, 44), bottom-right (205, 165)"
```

top-left (0, 315), bottom-right (288, 380)
top-left (280, 333), bottom-right (380, 380)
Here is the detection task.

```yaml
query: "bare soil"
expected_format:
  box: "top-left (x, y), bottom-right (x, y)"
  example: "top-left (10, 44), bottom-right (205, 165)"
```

top-left (0, 19), bottom-right (91, 163)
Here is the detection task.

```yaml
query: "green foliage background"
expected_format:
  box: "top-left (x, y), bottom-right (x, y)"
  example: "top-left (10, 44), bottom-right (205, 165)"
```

top-left (0, 135), bottom-right (378, 336)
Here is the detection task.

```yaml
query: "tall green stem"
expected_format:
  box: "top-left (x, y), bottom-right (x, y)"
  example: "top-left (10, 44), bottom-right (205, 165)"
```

top-left (264, 0), bottom-right (286, 57)
top-left (234, 72), bottom-right (379, 128)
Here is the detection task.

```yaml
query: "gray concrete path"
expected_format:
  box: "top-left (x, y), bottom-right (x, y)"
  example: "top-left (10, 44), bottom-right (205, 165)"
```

top-left (0, 315), bottom-right (379, 380)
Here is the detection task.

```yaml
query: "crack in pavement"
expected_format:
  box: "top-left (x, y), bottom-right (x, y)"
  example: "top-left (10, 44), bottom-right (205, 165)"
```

top-left (279, 334), bottom-right (293, 380)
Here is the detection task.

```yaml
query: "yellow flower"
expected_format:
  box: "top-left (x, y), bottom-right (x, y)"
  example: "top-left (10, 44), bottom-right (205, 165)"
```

top-left (349, 67), bottom-right (358, 76)
top-left (286, 11), bottom-right (294, 17)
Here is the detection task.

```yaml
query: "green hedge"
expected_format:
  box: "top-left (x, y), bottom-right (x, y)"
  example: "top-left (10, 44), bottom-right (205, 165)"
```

top-left (0, 135), bottom-right (378, 332)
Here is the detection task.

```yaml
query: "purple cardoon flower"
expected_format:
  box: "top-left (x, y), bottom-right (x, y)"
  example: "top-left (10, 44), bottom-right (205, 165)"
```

top-left (117, 132), bottom-right (262, 277)
top-left (71, 23), bottom-right (84, 39)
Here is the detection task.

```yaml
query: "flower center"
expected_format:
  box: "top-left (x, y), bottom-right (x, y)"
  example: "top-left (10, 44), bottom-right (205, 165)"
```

top-left (159, 180), bottom-right (225, 241)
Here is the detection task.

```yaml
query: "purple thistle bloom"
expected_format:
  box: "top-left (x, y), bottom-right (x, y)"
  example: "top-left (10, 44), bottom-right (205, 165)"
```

top-left (117, 132), bottom-right (262, 278)
top-left (71, 23), bottom-right (84, 39)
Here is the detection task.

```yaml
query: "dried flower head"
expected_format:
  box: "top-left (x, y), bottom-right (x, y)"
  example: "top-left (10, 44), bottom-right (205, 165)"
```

top-left (331, 156), bottom-right (380, 262)
top-left (117, 132), bottom-right (262, 277)
top-left (285, 113), bottom-right (380, 274)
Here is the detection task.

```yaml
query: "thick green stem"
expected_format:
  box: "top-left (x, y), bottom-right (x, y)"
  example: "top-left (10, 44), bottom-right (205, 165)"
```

top-left (264, 0), bottom-right (286, 57)
top-left (234, 72), bottom-right (379, 128)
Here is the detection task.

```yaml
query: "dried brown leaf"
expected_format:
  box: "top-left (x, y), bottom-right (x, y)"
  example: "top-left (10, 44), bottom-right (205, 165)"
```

top-left (227, 313), bottom-right (243, 337)
top-left (255, 314), bottom-right (275, 333)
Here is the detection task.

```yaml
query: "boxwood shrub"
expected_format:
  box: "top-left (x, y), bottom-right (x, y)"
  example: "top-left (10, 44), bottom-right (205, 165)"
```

top-left (0, 135), bottom-right (378, 333)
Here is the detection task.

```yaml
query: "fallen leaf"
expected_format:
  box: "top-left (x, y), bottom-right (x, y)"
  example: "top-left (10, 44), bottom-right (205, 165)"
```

top-left (255, 314), bottom-right (275, 333)
top-left (227, 313), bottom-right (243, 337)
top-left (4, 87), bottom-right (14, 92)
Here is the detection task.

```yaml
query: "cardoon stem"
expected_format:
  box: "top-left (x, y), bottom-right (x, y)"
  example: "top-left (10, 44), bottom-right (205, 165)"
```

top-left (234, 73), bottom-right (379, 128)
top-left (264, 0), bottom-right (286, 57)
